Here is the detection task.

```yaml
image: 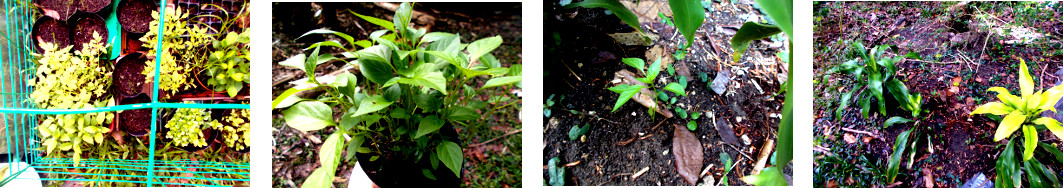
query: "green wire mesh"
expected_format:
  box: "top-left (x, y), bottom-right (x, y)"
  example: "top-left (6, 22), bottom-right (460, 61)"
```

top-left (1, 0), bottom-right (250, 186)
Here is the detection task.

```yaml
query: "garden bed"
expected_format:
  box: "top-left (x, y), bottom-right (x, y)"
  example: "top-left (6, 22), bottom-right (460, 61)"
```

top-left (542, 0), bottom-right (788, 186)
top-left (813, 2), bottom-right (1063, 187)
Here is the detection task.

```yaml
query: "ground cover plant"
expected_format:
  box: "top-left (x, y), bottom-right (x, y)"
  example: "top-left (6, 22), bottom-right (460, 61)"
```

top-left (545, 0), bottom-right (790, 185)
top-left (813, 1), bottom-right (1063, 187)
top-left (271, 2), bottom-right (523, 187)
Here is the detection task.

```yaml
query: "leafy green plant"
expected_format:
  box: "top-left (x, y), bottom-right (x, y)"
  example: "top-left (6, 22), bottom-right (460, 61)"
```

top-left (687, 111), bottom-right (700, 131)
top-left (203, 31), bottom-right (250, 97)
top-left (140, 7), bottom-right (212, 96)
top-left (608, 57), bottom-right (686, 115)
top-left (545, 94), bottom-right (557, 117)
top-left (566, 0), bottom-right (704, 46)
top-left (273, 3), bottom-right (521, 186)
top-left (719, 152), bottom-right (734, 185)
top-left (733, 0), bottom-right (791, 185)
top-left (219, 108), bottom-right (249, 151)
top-left (835, 42), bottom-right (922, 119)
top-left (32, 33), bottom-right (115, 166)
top-left (568, 124), bottom-right (590, 141)
top-left (165, 102), bottom-right (218, 148)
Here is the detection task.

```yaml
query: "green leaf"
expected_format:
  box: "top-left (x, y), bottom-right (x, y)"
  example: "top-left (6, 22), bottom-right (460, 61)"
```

top-left (645, 57), bottom-right (662, 84)
top-left (883, 116), bottom-right (914, 128)
top-left (436, 141), bottom-right (463, 177)
top-left (668, 0), bottom-right (705, 46)
top-left (447, 106), bottom-right (479, 121)
top-left (836, 91), bottom-right (852, 121)
top-left (997, 139), bottom-right (1021, 188)
top-left (686, 121), bottom-right (697, 131)
top-left (1035, 117), bottom-right (1063, 141)
top-left (282, 101), bottom-right (335, 132)
top-left (742, 166), bottom-right (787, 186)
top-left (340, 109), bottom-right (360, 131)
top-left (753, 0), bottom-right (792, 37)
top-left (996, 111), bottom-right (1027, 141)
top-left (663, 82), bottom-right (687, 96)
top-left (483, 76), bottom-right (522, 89)
top-left (566, 0), bottom-right (643, 34)
top-left (607, 84), bottom-right (647, 112)
top-left (393, 2), bottom-right (414, 34)
top-left (415, 116), bottom-right (444, 139)
top-left (971, 102), bottom-right (1015, 116)
top-left (1019, 58), bottom-right (1035, 99)
top-left (887, 128), bottom-right (913, 183)
top-left (273, 87), bottom-right (308, 109)
top-left (621, 58), bottom-right (645, 72)
top-left (392, 65), bottom-right (447, 95)
top-left (304, 40), bottom-right (345, 51)
top-left (279, 54), bottom-right (307, 72)
top-left (350, 95), bottom-right (394, 118)
top-left (357, 45), bottom-right (395, 84)
top-left (384, 84), bottom-right (403, 102)
top-left (349, 10), bottom-right (395, 31)
top-left (320, 133), bottom-right (344, 172)
top-left (301, 167), bottom-right (334, 188)
top-left (730, 22), bottom-right (782, 62)
top-left (467, 36), bottom-right (503, 63)
top-left (298, 29), bottom-right (357, 48)
top-left (1023, 125), bottom-right (1038, 161)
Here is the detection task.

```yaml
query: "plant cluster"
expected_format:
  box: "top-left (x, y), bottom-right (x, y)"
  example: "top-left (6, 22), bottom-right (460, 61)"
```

top-left (165, 102), bottom-right (217, 147)
top-left (140, 7), bottom-right (212, 95)
top-left (971, 59), bottom-right (1063, 187)
top-left (31, 33), bottom-right (115, 166)
top-left (273, 2), bottom-right (522, 186)
top-left (835, 42), bottom-right (923, 119)
top-left (219, 108), bottom-right (249, 151)
top-left (607, 57), bottom-right (686, 115)
top-left (204, 31), bottom-right (250, 97)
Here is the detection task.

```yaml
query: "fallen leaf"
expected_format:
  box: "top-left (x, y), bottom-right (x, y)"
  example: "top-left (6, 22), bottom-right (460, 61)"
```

top-left (843, 133), bottom-right (857, 144)
top-left (673, 124), bottom-right (703, 185)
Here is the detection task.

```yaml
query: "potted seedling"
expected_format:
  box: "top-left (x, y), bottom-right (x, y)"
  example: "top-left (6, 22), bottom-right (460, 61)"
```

top-left (36, 0), bottom-right (76, 21)
top-left (198, 31), bottom-right (249, 98)
top-left (114, 52), bottom-right (148, 98)
top-left (140, 6), bottom-right (213, 99)
top-left (32, 16), bottom-right (71, 53)
top-left (31, 33), bottom-right (115, 166)
top-left (163, 101), bottom-right (219, 152)
top-left (274, 2), bottom-right (522, 187)
top-left (72, 14), bottom-right (109, 52)
top-left (79, 0), bottom-right (113, 13)
top-left (117, 0), bottom-right (157, 33)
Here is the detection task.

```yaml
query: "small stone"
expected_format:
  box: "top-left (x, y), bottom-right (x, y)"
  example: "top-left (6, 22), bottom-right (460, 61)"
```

top-left (663, 149), bottom-right (670, 156)
top-left (632, 112), bottom-right (637, 116)
top-left (700, 175), bottom-right (715, 186)
top-left (741, 135), bottom-right (751, 145)
top-left (711, 69), bottom-right (732, 95)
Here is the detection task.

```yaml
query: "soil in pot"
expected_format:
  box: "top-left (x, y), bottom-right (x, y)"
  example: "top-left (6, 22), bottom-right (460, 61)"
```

top-left (119, 94), bottom-right (152, 137)
top-left (71, 14), bottom-right (108, 52)
top-left (115, 52), bottom-right (147, 98)
top-left (31, 16), bottom-right (71, 53)
top-left (36, 0), bottom-right (76, 21)
top-left (78, 0), bottom-right (112, 13)
top-left (356, 124), bottom-right (461, 187)
top-left (118, 0), bottom-right (158, 33)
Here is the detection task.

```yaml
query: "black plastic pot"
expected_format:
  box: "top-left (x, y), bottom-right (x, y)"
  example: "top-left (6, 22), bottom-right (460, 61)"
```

top-left (114, 52), bottom-right (148, 98)
top-left (117, 0), bottom-right (158, 33)
top-left (31, 16), bottom-right (71, 53)
top-left (71, 13), bottom-right (108, 52)
top-left (36, 0), bottom-right (76, 21)
top-left (118, 94), bottom-right (152, 137)
top-left (356, 124), bottom-right (462, 187)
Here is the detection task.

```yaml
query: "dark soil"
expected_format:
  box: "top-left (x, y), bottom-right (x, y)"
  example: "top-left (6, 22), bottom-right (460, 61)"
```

top-left (118, 0), bottom-right (157, 33)
top-left (32, 16), bottom-right (71, 53)
top-left (813, 1), bottom-right (1063, 187)
top-left (357, 125), bottom-right (461, 188)
top-left (72, 14), bottom-right (108, 52)
top-left (120, 94), bottom-right (152, 137)
top-left (37, 0), bottom-right (77, 21)
top-left (115, 52), bottom-right (147, 98)
top-left (78, 0), bottom-right (112, 13)
top-left (543, 1), bottom-right (788, 186)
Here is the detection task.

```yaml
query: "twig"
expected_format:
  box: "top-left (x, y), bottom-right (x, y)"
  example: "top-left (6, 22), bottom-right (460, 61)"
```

top-left (907, 59), bottom-right (961, 65)
top-left (469, 129), bottom-right (522, 148)
top-left (840, 127), bottom-right (882, 140)
top-left (727, 144), bottom-right (755, 162)
top-left (560, 59), bottom-right (583, 82)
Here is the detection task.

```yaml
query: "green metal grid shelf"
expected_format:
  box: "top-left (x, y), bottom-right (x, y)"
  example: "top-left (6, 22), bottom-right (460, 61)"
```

top-left (1, 0), bottom-right (251, 186)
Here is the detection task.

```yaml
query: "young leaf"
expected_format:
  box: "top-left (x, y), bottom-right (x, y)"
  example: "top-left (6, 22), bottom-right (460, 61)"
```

top-left (664, 83), bottom-right (687, 96)
top-left (483, 76), bottom-right (522, 89)
top-left (349, 10), bottom-right (395, 31)
top-left (1023, 125), bottom-right (1038, 161)
top-left (730, 22), bottom-right (781, 62)
top-left (996, 111), bottom-right (1027, 141)
top-left (298, 29), bottom-right (357, 48)
top-left (686, 121), bottom-right (697, 131)
top-left (668, 0), bottom-right (705, 46)
top-left (622, 58), bottom-right (646, 74)
top-left (350, 95), bottom-right (394, 118)
top-left (357, 45), bottom-right (396, 84)
top-left (883, 116), bottom-right (914, 128)
top-left (1019, 59), bottom-right (1034, 98)
top-left (607, 84), bottom-right (647, 112)
top-left (278, 54), bottom-right (307, 72)
top-left (436, 141), bottom-right (463, 177)
top-left (282, 101), bottom-right (335, 132)
top-left (415, 116), bottom-right (444, 139)
top-left (273, 87), bottom-right (309, 109)
top-left (467, 36), bottom-right (503, 63)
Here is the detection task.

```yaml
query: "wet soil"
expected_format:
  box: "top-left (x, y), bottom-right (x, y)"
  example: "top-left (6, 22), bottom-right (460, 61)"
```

top-left (37, 0), bottom-right (76, 21)
top-left (120, 94), bottom-right (152, 137)
top-left (118, 0), bottom-right (157, 33)
top-left (813, 1), bottom-right (1063, 187)
top-left (115, 52), bottom-right (147, 98)
top-left (79, 0), bottom-right (112, 13)
top-left (543, 1), bottom-right (788, 186)
top-left (32, 16), bottom-right (71, 52)
top-left (72, 14), bottom-right (108, 52)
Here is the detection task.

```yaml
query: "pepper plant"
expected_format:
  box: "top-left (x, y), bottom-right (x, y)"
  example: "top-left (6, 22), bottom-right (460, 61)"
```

top-left (31, 33), bottom-right (115, 166)
top-left (204, 31), bottom-right (250, 97)
top-left (608, 57), bottom-right (686, 116)
top-left (970, 59), bottom-right (1063, 187)
top-left (165, 101), bottom-right (218, 148)
top-left (140, 7), bottom-right (212, 95)
top-left (273, 2), bottom-right (521, 187)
